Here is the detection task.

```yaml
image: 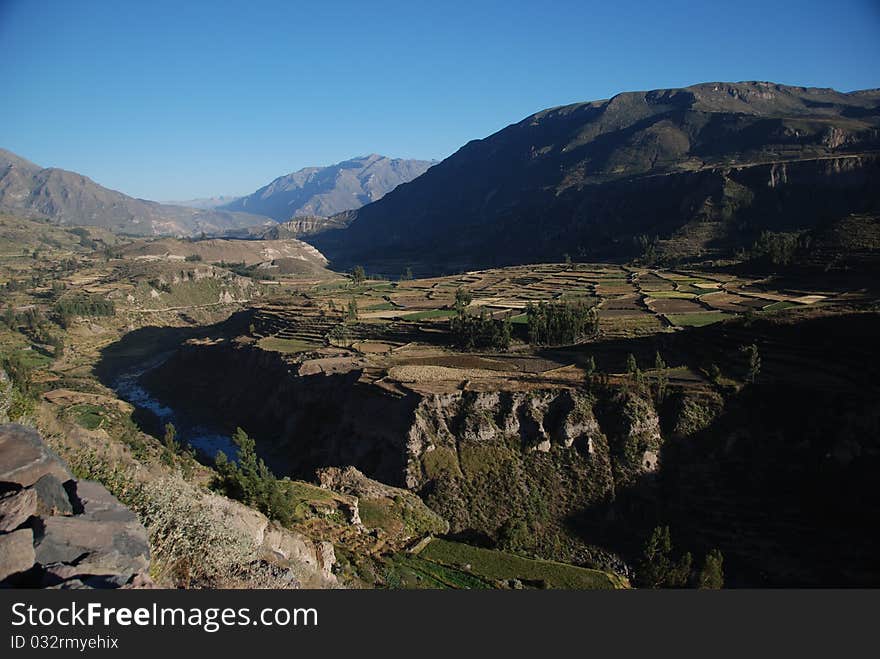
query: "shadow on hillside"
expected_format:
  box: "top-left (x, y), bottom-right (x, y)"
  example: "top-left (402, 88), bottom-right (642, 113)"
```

top-left (93, 309), bottom-right (254, 386)
top-left (564, 376), bottom-right (880, 587)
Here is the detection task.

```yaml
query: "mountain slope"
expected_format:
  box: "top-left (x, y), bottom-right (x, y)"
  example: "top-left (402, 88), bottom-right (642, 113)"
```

top-left (308, 82), bottom-right (880, 273)
top-left (222, 154), bottom-right (435, 222)
top-left (0, 149), bottom-right (270, 236)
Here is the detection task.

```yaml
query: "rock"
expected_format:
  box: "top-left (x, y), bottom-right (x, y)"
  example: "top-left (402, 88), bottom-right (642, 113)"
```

top-left (0, 487), bottom-right (36, 532)
top-left (0, 424), bottom-right (71, 487)
top-left (34, 516), bottom-right (149, 576)
top-left (0, 425), bottom-right (152, 589)
top-left (317, 541), bottom-right (336, 581)
top-left (33, 474), bottom-right (73, 516)
top-left (69, 480), bottom-right (136, 522)
top-left (121, 572), bottom-right (157, 589)
top-left (0, 527), bottom-right (35, 581)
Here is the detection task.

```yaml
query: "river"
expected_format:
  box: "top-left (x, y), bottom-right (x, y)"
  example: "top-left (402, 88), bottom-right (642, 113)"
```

top-left (111, 352), bottom-right (240, 462)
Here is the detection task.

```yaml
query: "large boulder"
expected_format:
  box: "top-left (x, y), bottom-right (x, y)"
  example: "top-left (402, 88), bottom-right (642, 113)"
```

top-left (0, 424), bottom-right (71, 486)
top-left (0, 528), bottom-right (35, 581)
top-left (0, 487), bottom-right (37, 532)
top-left (0, 424), bottom-right (152, 589)
top-left (33, 474), bottom-right (74, 517)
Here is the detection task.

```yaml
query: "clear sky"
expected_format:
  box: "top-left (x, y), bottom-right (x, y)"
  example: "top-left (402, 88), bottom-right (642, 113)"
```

top-left (1, 0), bottom-right (878, 200)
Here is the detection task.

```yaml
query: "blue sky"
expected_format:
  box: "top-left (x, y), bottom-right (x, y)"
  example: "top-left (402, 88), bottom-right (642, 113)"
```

top-left (1, 0), bottom-right (878, 200)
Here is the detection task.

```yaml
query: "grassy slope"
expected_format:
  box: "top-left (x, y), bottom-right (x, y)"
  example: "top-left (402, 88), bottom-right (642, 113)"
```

top-left (419, 538), bottom-right (627, 589)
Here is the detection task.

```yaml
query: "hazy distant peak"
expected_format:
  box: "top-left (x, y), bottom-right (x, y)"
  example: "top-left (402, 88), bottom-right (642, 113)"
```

top-left (222, 154), bottom-right (435, 221)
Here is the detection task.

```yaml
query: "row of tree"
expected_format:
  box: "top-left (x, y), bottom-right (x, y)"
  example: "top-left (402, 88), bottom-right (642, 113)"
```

top-left (450, 287), bottom-right (512, 350)
top-left (637, 525), bottom-right (724, 589)
top-left (526, 299), bottom-right (599, 346)
top-left (54, 295), bottom-right (115, 327)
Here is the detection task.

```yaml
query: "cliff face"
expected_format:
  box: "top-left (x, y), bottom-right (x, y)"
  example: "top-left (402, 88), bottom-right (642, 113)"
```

top-left (142, 332), bottom-right (880, 585)
top-left (143, 343), bottom-right (674, 567)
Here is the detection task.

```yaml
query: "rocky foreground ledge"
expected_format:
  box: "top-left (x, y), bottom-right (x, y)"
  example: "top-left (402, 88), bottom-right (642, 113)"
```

top-left (0, 424), bottom-right (152, 588)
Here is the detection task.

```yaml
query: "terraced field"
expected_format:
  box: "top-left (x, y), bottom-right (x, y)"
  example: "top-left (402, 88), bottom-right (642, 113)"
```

top-left (252, 263), bottom-right (858, 354)
top-left (235, 262), bottom-right (868, 401)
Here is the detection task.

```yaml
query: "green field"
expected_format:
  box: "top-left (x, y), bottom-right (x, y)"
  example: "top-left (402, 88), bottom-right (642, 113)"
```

top-left (665, 311), bottom-right (731, 327)
top-left (418, 538), bottom-right (627, 589)
top-left (763, 300), bottom-right (800, 312)
top-left (257, 336), bottom-right (319, 353)
top-left (399, 309), bottom-right (456, 321)
top-left (69, 403), bottom-right (106, 430)
top-left (643, 290), bottom-right (697, 299)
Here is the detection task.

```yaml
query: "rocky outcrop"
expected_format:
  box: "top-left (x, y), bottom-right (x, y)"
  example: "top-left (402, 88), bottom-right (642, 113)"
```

top-left (318, 466), bottom-right (448, 544)
top-left (0, 424), bottom-right (152, 588)
top-left (201, 490), bottom-right (337, 587)
top-left (142, 342), bottom-right (669, 560)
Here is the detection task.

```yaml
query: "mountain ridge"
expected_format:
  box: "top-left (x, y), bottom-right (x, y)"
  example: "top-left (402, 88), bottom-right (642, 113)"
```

top-left (0, 149), bottom-right (271, 236)
top-left (307, 81), bottom-right (880, 273)
top-left (221, 154), bottom-right (435, 222)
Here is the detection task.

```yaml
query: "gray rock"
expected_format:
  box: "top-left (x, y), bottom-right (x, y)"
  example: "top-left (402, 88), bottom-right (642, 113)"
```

top-left (33, 474), bottom-right (73, 516)
top-left (35, 516), bottom-right (149, 576)
top-left (0, 527), bottom-right (35, 581)
top-left (0, 487), bottom-right (36, 532)
top-left (0, 424), bottom-right (70, 487)
top-left (70, 480), bottom-right (137, 523)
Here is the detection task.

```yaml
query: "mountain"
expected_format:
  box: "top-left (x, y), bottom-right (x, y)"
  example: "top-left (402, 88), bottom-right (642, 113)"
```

top-left (0, 149), bottom-right (270, 236)
top-left (161, 195), bottom-right (242, 210)
top-left (221, 154), bottom-right (435, 222)
top-left (307, 82), bottom-right (880, 273)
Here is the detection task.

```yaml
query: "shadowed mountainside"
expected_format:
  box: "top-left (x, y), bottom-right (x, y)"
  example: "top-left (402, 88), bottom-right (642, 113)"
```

top-left (308, 82), bottom-right (880, 273)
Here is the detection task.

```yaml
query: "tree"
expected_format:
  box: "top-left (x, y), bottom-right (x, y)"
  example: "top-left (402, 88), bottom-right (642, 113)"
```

top-left (697, 549), bottom-right (724, 589)
top-left (346, 298), bottom-right (359, 321)
top-left (636, 525), bottom-right (692, 588)
top-left (626, 353), bottom-right (639, 375)
top-left (163, 423), bottom-right (180, 455)
top-left (525, 300), bottom-right (598, 346)
top-left (450, 307), bottom-right (511, 351)
top-left (213, 428), bottom-right (293, 525)
top-left (454, 287), bottom-right (473, 311)
top-left (742, 343), bottom-right (761, 384)
top-left (585, 355), bottom-right (596, 378)
top-left (401, 267), bottom-right (413, 281)
top-left (351, 265), bottom-right (366, 286)
top-left (654, 350), bottom-right (668, 401)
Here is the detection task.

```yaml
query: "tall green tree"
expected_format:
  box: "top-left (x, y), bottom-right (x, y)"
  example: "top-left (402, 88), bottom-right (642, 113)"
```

top-left (214, 428), bottom-right (293, 525)
top-left (346, 298), bottom-right (359, 321)
top-left (742, 343), bottom-right (761, 384)
top-left (351, 265), bottom-right (366, 286)
top-left (697, 549), bottom-right (724, 589)
top-left (637, 525), bottom-right (693, 588)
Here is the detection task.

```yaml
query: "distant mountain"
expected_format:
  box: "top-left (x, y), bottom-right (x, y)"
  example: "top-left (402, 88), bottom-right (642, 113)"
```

top-left (162, 195), bottom-right (242, 210)
top-left (222, 154), bottom-right (435, 222)
top-left (308, 82), bottom-right (880, 273)
top-left (0, 149), bottom-right (269, 236)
